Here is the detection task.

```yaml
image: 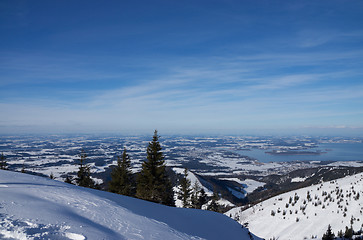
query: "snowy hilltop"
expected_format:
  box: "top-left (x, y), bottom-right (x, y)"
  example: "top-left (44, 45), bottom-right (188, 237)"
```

top-left (0, 170), bottom-right (258, 240)
top-left (226, 173), bottom-right (363, 240)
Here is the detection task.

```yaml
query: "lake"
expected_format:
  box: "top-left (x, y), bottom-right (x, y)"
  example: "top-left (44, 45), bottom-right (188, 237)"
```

top-left (234, 142), bottom-right (363, 163)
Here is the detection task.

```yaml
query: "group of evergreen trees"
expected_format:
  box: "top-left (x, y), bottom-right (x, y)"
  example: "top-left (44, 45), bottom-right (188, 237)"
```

top-left (175, 167), bottom-right (222, 212)
top-left (322, 224), bottom-right (362, 240)
top-left (2, 130), bottom-right (219, 210)
top-left (69, 130), bottom-right (219, 210)
top-left (69, 130), bottom-right (175, 206)
top-left (176, 169), bottom-right (209, 209)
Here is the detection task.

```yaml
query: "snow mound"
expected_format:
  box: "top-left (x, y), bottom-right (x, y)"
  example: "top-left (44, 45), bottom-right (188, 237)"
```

top-left (0, 170), bottom-right (258, 240)
top-left (0, 216), bottom-right (79, 240)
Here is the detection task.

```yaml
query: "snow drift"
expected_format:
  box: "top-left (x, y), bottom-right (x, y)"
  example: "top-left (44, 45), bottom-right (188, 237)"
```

top-left (0, 170), bottom-right (257, 240)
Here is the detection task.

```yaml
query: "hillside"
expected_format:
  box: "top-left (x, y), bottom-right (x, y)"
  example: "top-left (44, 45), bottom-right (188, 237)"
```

top-left (173, 167), bottom-right (235, 208)
top-left (0, 170), bottom-right (259, 240)
top-left (226, 173), bottom-right (363, 239)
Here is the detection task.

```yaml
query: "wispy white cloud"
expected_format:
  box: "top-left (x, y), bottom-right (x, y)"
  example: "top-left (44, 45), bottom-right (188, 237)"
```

top-left (296, 29), bottom-right (363, 48)
top-left (1, 44), bottom-right (363, 134)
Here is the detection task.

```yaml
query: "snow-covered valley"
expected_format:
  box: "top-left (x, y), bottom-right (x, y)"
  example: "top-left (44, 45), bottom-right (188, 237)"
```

top-left (1, 135), bottom-right (363, 239)
top-left (2, 135), bottom-right (362, 184)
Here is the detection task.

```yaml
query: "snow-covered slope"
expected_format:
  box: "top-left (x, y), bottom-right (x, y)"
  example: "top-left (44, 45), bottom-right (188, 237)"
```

top-left (173, 167), bottom-right (235, 208)
top-left (226, 173), bottom-right (363, 240)
top-left (0, 170), bottom-right (258, 240)
top-left (218, 177), bottom-right (265, 199)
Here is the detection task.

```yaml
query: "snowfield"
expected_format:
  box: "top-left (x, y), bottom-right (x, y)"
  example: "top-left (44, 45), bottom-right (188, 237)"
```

top-left (226, 172), bottom-right (363, 240)
top-left (0, 170), bottom-right (258, 240)
top-left (218, 178), bottom-right (265, 194)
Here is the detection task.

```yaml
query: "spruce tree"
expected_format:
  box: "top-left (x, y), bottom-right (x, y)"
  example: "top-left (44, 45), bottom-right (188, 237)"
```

top-left (0, 153), bottom-right (7, 170)
top-left (208, 189), bottom-right (220, 212)
top-left (136, 130), bottom-right (174, 206)
top-left (322, 224), bottom-right (335, 240)
top-left (198, 188), bottom-right (208, 209)
top-left (76, 150), bottom-right (94, 188)
top-left (337, 230), bottom-right (344, 238)
top-left (191, 181), bottom-right (201, 209)
top-left (344, 226), bottom-right (353, 239)
top-left (177, 168), bottom-right (192, 208)
top-left (109, 148), bottom-right (133, 196)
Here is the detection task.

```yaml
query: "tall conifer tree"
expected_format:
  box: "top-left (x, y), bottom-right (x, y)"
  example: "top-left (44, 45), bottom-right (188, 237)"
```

top-left (177, 168), bottom-right (192, 208)
top-left (191, 181), bottom-right (201, 209)
top-left (322, 224), bottom-right (335, 240)
top-left (136, 130), bottom-right (174, 206)
top-left (76, 150), bottom-right (94, 188)
top-left (109, 148), bottom-right (133, 196)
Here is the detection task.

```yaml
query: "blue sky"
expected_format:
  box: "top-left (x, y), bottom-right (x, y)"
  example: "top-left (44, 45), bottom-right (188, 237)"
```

top-left (1, 0), bottom-right (363, 135)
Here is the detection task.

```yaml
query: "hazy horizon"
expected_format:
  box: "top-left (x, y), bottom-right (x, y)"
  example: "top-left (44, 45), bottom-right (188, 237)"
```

top-left (1, 127), bottom-right (362, 137)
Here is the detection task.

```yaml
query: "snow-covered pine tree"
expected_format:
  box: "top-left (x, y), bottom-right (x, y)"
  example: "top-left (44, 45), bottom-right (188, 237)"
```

top-left (109, 148), bottom-right (134, 196)
top-left (136, 130), bottom-right (174, 206)
top-left (177, 168), bottom-right (192, 208)
top-left (76, 150), bottom-right (95, 188)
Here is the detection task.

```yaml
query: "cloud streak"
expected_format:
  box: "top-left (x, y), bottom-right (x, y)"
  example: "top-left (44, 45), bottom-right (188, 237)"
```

top-left (1, 1), bottom-right (363, 134)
